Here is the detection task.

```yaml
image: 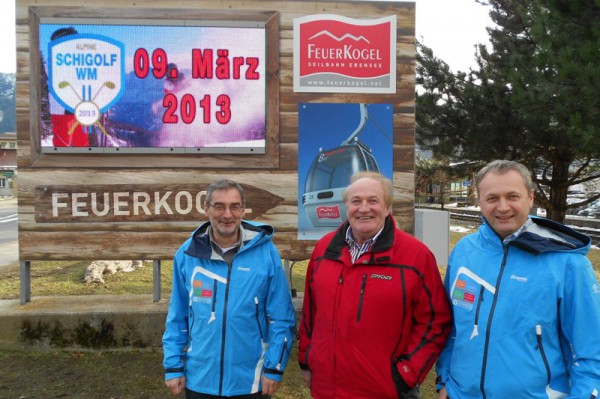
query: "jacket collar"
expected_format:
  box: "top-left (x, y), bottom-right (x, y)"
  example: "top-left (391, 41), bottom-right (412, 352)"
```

top-left (480, 216), bottom-right (590, 255)
top-left (184, 220), bottom-right (273, 259)
top-left (324, 215), bottom-right (396, 262)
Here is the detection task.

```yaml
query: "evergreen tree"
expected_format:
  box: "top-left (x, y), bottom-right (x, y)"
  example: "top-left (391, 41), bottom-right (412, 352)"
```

top-left (417, 0), bottom-right (600, 222)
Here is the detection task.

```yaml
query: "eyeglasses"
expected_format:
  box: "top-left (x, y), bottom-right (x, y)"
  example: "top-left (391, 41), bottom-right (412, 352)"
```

top-left (208, 203), bottom-right (244, 214)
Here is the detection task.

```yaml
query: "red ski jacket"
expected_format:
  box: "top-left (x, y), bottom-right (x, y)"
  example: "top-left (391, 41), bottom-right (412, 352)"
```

top-left (298, 216), bottom-right (451, 398)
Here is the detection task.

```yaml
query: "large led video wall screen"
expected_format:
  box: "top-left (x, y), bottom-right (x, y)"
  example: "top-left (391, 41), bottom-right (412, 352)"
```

top-left (38, 18), bottom-right (267, 154)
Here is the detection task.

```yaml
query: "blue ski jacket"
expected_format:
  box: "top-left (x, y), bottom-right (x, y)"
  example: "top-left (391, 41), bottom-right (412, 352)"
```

top-left (436, 216), bottom-right (600, 398)
top-left (162, 220), bottom-right (296, 396)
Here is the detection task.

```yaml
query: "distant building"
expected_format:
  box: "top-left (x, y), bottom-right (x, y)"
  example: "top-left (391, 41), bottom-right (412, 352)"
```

top-left (0, 132), bottom-right (16, 196)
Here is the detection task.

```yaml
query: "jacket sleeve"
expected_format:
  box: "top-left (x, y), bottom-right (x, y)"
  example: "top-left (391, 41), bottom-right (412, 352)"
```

top-left (435, 255), bottom-right (456, 391)
top-left (262, 243), bottom-right (296, 382)
top-left (560, 255), bottom-right (600, 398)
top-left (297, 247), bottom-right (320, 371)
top-left (162, 248), bottom-right (189, 381)
top-left (393, 248), bottom-right (452, 391)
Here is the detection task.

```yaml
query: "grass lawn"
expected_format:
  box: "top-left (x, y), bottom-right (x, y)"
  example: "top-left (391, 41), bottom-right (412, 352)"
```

top-left (0, 228), bottom-right (598, 398)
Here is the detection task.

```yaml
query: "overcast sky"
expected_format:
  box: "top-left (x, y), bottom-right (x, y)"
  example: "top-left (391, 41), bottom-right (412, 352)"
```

top-left (0, 1), bottom-right (493, 74)
top-left (1, 0), bottom-right (16, 73)
top-left (415, 0), bottom-right (492, 72)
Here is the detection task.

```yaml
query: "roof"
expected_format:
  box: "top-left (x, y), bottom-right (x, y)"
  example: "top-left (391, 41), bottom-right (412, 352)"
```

top-left (0, 132), bottom-right (16, 140)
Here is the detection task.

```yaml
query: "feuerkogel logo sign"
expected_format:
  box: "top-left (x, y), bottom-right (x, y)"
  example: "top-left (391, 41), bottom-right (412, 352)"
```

top-left (48, 33), bottom-right (125, 131)
top-left (316, 205), bottom-right (342, 221)
top-left (293, 14), bottom-right (396, 93)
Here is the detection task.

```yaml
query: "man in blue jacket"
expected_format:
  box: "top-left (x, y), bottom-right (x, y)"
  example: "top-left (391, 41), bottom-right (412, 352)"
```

top-left (436, 160), bottom-right (600, 399)
top-left (163, 179), bottom-right (296, 398)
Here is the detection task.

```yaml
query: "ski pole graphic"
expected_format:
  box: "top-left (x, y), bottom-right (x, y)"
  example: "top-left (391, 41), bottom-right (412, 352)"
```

top-left (58, 81), bottom-right (115, 136)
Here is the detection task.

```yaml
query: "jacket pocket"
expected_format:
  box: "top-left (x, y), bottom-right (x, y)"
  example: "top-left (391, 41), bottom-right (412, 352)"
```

top-left (536, 324), bottom-right (551, 384)
top-left (276, 337), bottom-right (288, 371)
top-left (188, 305), bottom-right (194, 344)
top-left (254, 296), bottom-right (264, 340)
top-left (357, 274), bottom-right (367, 322)
top-left (304, 344), bottom-right (312, 369)
top-left (470, 285), bottom-right (485, 339)
top-left (208, 279), bottom-right (218, 324)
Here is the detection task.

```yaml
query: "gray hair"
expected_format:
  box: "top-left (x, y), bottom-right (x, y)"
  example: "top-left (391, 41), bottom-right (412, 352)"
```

top-left (343, 171), bottom-right (393, 208)
top-left (205, 179), bottom-right (246, 207)
top-left (475, 160), bottom-right (533, 194)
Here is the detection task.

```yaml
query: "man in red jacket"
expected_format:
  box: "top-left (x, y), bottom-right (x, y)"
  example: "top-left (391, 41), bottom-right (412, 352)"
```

top-left (298, 172), bottom-right (451, 399)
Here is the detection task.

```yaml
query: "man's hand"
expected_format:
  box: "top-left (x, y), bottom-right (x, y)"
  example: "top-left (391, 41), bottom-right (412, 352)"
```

top-left (261, 375), bottom-right (281, 396)
top-left (301, 370), bottom-right (311, 388)
top-left (165, 376), bottom-right (185, 396)
top-left (438, 387), bottom-right (449, 399)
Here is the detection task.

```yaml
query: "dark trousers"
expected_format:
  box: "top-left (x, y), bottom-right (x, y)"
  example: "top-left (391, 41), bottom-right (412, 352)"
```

top-left (185, 388), bottom-right (267, 399)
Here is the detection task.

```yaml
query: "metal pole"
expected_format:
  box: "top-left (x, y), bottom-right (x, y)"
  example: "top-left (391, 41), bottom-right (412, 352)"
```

top-left (20, 260), bottom-right (31, 304)
top-left (153, 259), bottom-right (161, 302)
top-left (283, 258), bottom-right (290, 289)
top-left (283, 259), bottom-right (297, 297)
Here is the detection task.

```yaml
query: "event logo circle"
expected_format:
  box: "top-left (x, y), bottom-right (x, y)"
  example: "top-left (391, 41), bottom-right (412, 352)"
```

top-left (74, 101), bottom-right (100, 126)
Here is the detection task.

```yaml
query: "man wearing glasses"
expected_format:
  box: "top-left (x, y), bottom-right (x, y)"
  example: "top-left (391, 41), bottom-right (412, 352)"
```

top-left (163, 179), bottom-right (296, 399)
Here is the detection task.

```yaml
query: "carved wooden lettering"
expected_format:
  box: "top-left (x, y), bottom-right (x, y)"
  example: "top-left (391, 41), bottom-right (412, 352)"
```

top-left (35, 184), bottom-right (284, 223)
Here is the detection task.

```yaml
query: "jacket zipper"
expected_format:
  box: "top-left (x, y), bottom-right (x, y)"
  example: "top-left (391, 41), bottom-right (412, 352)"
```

top-left (471, 285), bottom-right (485, 339)
top-left (255, 296), bottom-right (264, 340)
top-left (480, 246), bottom-right (509, 399)
top-left (276, 337), bottom-right (288, 371)
top-left (218, 263), bottom-right (233, 396)
top-left (536, 324), bottom-right (551, 384)
top-left (357, 274), bottom-right (367, 322)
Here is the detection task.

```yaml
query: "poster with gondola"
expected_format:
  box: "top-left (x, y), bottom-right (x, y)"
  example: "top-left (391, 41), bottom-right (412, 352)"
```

top-left (298, 102), bottom-right (393, 240)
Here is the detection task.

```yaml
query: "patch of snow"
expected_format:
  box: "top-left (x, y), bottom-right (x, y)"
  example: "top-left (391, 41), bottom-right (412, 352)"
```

top-left (450, 226), bottom-right (473, 233)
top-left (84, 260), bottom-right (145, 284)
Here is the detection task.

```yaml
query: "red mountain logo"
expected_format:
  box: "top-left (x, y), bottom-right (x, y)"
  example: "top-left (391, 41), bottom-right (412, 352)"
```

top-left (308, 31), bottom-right (371, 44)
